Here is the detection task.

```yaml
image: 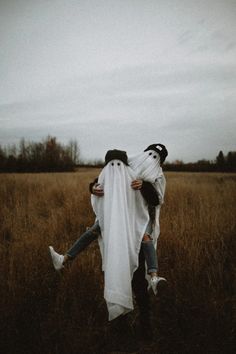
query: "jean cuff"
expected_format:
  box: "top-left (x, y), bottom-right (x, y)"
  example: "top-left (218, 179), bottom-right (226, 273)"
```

top-left (66, 253), bottom-right (74, 259)
top-left (148, 268), bottom-right (158, 274)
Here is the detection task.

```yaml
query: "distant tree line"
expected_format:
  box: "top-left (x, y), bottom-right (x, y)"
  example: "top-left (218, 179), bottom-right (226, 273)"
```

top-left (0, 136), bottom-right (79, 172)
top-left (163, 150), bottom-right (236, 172)
top-left (0, 138), bottom-right (235, 173)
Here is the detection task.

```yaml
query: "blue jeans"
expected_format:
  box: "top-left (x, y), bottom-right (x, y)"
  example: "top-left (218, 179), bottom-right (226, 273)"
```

top-left (66, 219), bottom-right (158, 273)
top-left (66, 221), bottom-right (100, 258)
top-left (141, 219), bottom-right (158, 274)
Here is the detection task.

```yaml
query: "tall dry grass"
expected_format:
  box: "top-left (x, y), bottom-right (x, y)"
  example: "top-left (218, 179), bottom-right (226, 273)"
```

top-left (0, 171), bottom-right (235, 353)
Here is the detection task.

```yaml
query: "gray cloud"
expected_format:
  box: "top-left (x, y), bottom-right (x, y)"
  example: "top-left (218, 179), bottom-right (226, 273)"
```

top-left (1, 59), bottom-right (235, 162)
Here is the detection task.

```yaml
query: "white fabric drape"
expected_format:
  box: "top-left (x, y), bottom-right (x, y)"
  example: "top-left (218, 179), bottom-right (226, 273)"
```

top-left (129, 151), bottom-right (166, 243)
top-left (91, 160), bottom-right (149, 320)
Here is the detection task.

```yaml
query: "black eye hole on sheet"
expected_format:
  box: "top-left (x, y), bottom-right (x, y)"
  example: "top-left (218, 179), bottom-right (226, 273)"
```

top-left (149, 152), bottom-right (152, 156)
top-left (153, 155), bottom-right (157, 159)
top-left (117, 162), bottom-right (120, 166)
top-left (111, 162), bottom-right (114, 166)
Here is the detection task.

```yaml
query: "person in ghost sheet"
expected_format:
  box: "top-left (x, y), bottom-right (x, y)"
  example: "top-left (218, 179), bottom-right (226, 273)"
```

top-left (90, 150), bottom-right (150, 320)
top-left (128, 144), bottom-right (168, 292)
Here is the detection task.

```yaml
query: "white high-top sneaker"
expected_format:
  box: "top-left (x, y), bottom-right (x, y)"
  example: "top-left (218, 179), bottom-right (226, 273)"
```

top-left (49, 246), bottom-right (64, 271)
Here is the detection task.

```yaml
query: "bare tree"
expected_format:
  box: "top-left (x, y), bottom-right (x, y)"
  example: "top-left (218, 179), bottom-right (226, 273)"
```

top-left (68, 139), bottom-right (80, 164)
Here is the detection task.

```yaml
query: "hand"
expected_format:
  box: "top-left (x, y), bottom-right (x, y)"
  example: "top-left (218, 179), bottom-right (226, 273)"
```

top-left (131, 179), bottom-right (143, 190)
top-left (92, 183), bottom-right (104, 197)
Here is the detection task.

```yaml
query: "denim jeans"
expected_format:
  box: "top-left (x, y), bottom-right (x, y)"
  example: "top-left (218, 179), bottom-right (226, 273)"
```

top-left (66, 221), bottom-right (100, 258)
top-left (141, 240), bottom-right (158, 274)
top-left (66, 219), bottom-right (157, 273)
top-left (141, 219), bottom-right (158, 274)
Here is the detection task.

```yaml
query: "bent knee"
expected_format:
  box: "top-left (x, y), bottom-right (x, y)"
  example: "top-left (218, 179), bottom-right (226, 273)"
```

top-left (142, 233), bottom-right (152, 242)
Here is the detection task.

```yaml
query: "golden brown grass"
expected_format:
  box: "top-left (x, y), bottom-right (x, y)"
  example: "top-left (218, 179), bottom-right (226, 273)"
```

top-left (0, 171), bottom-right (235, 353)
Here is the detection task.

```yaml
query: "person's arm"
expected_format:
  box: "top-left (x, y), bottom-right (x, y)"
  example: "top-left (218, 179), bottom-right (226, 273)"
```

top-left (89, 178), bottom-right (104, 196)
top-left (89, 178), bottom-right (98, 194)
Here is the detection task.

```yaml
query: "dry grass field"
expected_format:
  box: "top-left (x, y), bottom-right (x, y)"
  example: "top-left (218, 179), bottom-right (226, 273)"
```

top-left (0, 170), bottom-right (235, 354)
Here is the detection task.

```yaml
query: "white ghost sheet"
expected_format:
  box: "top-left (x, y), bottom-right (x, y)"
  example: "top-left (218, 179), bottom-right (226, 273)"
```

top-left (128, 151), bottom-right (166, 242)
top-left (91, 160), bottom-right (149, 321)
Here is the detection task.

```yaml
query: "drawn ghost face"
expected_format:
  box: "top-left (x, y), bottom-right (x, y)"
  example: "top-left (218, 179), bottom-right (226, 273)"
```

top-left (129, 150), bottom-right (162, 183)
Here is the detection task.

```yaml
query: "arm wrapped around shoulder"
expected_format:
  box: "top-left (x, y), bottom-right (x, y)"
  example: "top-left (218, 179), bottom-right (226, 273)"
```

top-left (140, 181), bottom-right (159, 206)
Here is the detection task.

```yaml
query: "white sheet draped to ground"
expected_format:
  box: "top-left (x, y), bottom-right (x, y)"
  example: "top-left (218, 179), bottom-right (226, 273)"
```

top-left (91, 160), bottom-right (149, 320)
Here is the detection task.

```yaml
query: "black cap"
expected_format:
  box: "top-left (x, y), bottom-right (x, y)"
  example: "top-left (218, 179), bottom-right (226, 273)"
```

top-left (105, 149), bottom-right (129, 165)
top-left (144, 144), bottom-right (168, 164)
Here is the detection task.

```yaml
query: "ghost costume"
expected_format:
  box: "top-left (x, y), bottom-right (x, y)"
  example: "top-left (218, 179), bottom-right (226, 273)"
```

top-left (91, 160), bottom-right (149, 321)
top-left (128, 150), bottom-right (166, 245)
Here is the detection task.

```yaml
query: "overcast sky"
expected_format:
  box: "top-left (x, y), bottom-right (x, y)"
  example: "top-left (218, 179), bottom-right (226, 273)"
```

top-left (0, 0), bottom-right (235, 162)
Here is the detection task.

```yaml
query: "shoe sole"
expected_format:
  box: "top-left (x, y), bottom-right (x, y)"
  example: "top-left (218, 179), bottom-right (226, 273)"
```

top-left (157, 279), bottom-right (168, 296)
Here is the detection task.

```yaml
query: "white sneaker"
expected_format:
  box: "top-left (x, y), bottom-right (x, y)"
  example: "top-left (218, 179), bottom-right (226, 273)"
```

top-left (150, 276), bottom-right (167, 295)
top-left (150, 276), bottom-right (158, 295)
top-left (49, 246), bottom-right (64, 271)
